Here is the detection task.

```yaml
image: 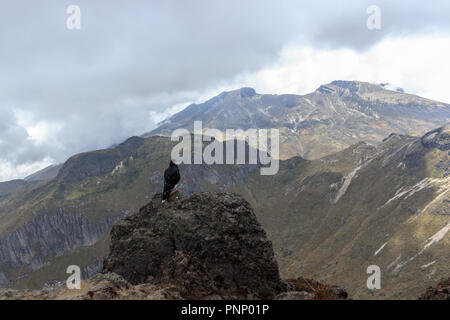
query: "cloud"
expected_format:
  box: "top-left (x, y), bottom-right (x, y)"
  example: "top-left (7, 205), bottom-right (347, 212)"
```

top-left (232, 34), bottom-right (450, 103)
top-left (1, 1), bottom-right (450, 181)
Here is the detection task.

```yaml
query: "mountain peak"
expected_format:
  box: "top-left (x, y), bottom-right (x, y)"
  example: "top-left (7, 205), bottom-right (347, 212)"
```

top-left (238, 87), bottom-right (257, 97)
top-left (330, 80), bottom-right (363, 88)
top-left (317, 80), bottom-right (384, 95)
top-left (218, 87), bottom-right (257, 99)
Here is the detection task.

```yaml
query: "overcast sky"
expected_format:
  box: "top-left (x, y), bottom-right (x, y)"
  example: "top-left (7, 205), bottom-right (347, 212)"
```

top-left (1, 0), bottom-right (450, 181)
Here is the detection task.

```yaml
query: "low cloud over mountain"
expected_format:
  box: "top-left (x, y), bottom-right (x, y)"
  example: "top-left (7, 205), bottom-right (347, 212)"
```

top-left (2, 1), bottom-right (450, 181)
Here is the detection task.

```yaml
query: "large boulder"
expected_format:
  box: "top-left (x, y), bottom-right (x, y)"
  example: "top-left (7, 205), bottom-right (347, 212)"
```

top-left (419, 277), bottom-right (450, 300)
top-left (102, 192), bottom-right (286, 299)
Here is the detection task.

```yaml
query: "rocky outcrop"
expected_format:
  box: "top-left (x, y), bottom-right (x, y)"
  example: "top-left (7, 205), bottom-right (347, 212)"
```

top-left (419, 277), bottom-right (450, 300)
top-left (103, 192), bottom-right (286, 299)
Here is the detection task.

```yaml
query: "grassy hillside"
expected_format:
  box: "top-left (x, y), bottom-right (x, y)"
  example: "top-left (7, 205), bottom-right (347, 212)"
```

top-left (0, 127), bottom-right (448, 299)
top-left (233, 128), bottom-right (449, 299)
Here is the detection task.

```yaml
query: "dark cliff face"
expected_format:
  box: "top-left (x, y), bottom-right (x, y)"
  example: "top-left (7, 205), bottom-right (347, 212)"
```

top-left (103, 192), bottom-right (286, 299)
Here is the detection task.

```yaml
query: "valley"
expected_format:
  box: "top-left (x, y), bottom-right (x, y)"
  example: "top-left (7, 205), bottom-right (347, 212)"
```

top-left (0, 81), bottom-right (448, 299)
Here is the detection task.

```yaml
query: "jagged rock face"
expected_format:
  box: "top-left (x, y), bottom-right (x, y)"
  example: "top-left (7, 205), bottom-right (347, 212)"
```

top-left (419, 277), bottom-right (450, 300)
top-left (103, 192), bottom-right (286, 299)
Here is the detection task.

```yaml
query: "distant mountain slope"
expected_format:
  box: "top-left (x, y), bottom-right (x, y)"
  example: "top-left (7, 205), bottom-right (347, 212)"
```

top-left (24, 164), bottom-right (62, 182)
top-left (146, 81), bottom-right (450, 159)
top-left (0, 164), bottom-right (62, 198)
top-left (0, 125), bottom-right (447, 299)
top-left (0, 180), bottom-right (29, 197)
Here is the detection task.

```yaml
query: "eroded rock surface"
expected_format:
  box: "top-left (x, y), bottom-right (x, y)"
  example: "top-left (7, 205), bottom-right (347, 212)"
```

top-left (102, 192), bottom-right (286, 299)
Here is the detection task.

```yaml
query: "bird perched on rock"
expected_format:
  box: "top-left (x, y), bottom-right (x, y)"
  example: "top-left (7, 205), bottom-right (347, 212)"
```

top-left (162, 160), bottom-right (180, 203)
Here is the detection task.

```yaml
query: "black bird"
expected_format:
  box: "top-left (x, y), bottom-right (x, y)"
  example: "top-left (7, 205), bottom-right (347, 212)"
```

top-left (162, 160), bottom-right (180, 202)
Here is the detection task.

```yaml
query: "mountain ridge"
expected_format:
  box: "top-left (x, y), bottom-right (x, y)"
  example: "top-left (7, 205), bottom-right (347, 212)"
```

top-left (146, 80), bottom-right (450, 160)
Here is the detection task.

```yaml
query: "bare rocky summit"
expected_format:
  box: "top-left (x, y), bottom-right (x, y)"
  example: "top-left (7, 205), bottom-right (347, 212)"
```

top-left (103, 192), bottom-right (287, 299)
